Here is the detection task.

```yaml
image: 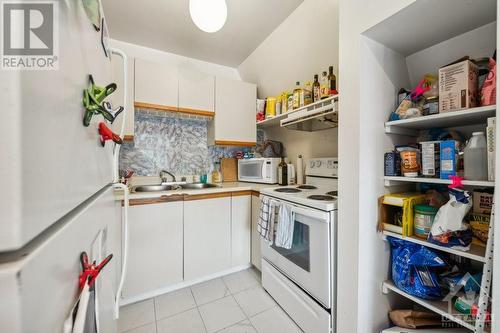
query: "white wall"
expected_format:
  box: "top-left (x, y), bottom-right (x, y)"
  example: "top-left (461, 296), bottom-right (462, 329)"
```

top-left (237, 0), bottom-right (339, 166)
top-left (338, 1), bottom-right (416, 332)
top-left (406, 22), bottom-right (496, 87)
top-left (238, 0), bottom-right (339, 99)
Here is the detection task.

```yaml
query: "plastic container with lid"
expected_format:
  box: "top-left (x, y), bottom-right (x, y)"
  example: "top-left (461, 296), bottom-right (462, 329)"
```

top-left (464, 132), bottom-right (487, 181)
top-left (413, 204), bottom-right (438, 238)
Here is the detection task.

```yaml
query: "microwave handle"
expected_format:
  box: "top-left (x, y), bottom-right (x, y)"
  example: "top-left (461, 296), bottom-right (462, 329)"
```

top-left (290, 204), bottom-right (330, 222)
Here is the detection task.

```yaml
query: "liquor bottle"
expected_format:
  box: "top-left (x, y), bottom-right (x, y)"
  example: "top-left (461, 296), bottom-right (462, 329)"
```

top-left (320, 71), bottom-right (329, 99)
top-left (304, 81), bottom-right (313, 106)
top-left (328, 66), bottom-right (338, 95)
top-left (278, 157), bottom-right (288, 186)
top-left (313, 74), bottom-right (321, 102)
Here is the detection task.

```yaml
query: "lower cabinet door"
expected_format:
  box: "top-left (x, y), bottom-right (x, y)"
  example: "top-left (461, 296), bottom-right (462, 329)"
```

top-left (251, 195), bottom-right (262, 270)
top-left (231, 195), bottom-right (251, 267)
top-left (184, 197), bottom-right (231, 281)
top-left (122, 201), bottom-right (184, 298)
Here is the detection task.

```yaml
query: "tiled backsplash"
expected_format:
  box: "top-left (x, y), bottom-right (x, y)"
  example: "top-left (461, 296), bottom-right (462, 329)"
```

top-left (119, 109), bottom-right (257, 177)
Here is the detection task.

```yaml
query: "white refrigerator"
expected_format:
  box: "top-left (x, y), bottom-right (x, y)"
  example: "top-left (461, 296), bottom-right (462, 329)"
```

top-left (0, 1), bottom-right (125, 332)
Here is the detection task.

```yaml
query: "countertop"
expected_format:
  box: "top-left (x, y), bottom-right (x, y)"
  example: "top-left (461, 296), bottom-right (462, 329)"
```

top-left (115, 176), bottom-right (279, 200)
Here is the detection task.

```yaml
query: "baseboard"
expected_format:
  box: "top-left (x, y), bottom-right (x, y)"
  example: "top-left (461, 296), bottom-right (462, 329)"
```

top-left (120, 264), bottom-right (252, 306)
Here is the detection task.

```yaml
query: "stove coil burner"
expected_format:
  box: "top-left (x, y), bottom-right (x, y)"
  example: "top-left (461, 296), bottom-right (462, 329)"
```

top-left (297, 185), bottom-right (317, 190)
top-left (326, 191), bottom-right (338, 196)
top-left (308, 195), bottom-right (335, 201)
top-left (275, 188), bottom-right (302, 193)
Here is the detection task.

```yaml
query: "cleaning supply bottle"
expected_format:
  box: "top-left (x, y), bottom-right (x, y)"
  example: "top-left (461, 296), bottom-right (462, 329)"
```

top-left (464, 132), bottom-right (488, 180)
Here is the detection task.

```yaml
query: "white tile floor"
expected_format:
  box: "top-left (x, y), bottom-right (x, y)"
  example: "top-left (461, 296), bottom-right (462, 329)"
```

top-left (118, 268), bottom-right (303, 333)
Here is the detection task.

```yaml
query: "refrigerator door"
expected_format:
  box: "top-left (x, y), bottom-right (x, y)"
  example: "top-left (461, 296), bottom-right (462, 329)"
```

top-left (0, 1), bottom-right (116, 251)
top-left (0, 185), bottom-right (120, 333)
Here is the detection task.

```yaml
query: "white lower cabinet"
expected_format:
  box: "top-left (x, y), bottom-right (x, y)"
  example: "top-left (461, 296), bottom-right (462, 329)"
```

top-left (123, 201), bottom-right (184, 298)
top-left (184, 196), bottom-right (232, 281)
top-left (251, 194), bottom-right (262, 270)
top-left (231, 194), bottom-right (251, 267)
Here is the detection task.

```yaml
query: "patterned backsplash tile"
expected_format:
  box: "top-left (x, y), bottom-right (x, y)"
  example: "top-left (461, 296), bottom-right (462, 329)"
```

top-left (119, 109), bottom-right (257, 177)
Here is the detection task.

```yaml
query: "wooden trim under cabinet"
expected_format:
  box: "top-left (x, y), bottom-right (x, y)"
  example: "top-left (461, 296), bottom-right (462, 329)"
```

top-left (134, 101), bottom-right (215, 117)
top-left (231, 190), bottom-right (252, 197)
top-left (123, 135), bottom-right (134, 142)
top-left (251, 190), bottom-right (260, 197)
top-left (126, 195), bottom-right (185, 206)
top-left (184, 192), bottom-right (233, 201)
top-left (214, 140), bottom-right (256, 147)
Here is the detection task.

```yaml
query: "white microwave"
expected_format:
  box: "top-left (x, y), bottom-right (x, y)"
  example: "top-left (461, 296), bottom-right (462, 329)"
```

top-left (238, 158), bottom-right (281, 184)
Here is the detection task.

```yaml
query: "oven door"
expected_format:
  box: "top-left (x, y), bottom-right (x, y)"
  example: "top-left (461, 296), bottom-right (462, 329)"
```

top-left (261, 200), bottom-right (332, 308)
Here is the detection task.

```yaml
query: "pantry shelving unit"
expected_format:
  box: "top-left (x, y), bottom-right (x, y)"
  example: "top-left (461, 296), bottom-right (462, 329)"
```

top-left (356, 0), bottom-right (498, 332)
top-left (385, 105), bottom-right (496, 136)
top-left (382, 230), bottom-right (488, 263)
top-left (383, 176), bottom-right (495, 188)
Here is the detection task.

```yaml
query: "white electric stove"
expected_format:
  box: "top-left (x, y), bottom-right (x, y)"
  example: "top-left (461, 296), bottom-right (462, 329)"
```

top-left (260, 157), bottom-right (338, 333)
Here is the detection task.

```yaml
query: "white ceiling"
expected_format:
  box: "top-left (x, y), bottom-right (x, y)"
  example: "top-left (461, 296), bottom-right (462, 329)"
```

top-left (102, 0), bottom-right (303, 67)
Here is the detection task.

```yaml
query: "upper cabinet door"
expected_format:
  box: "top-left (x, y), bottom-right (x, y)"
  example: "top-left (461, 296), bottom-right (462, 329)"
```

top-left (212, 77), bottom-right (257, 146)
top-left (111, 53), bottom-right (134, 140)
top-left (134, 58), bottom-right (178, 110)
top-left (178, 67), bottom-right (215, 115)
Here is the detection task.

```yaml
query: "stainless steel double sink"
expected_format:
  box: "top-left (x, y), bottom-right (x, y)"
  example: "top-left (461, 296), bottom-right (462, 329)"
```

top-left (131, 183), bottom-right (219, 193)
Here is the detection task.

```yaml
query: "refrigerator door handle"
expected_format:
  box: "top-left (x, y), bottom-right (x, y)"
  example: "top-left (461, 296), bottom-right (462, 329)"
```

top-left (109, 47), bottom-right (128, 183)
top-left (112, 183), bottom-right (130, 319)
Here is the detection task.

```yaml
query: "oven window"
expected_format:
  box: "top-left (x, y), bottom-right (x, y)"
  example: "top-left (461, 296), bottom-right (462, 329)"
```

top-left (272, 221), bottom-right (310, 272)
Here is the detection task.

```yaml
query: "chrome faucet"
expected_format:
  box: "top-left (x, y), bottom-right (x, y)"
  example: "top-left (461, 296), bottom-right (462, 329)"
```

top-left (159, 170), bottom-right (176, 183)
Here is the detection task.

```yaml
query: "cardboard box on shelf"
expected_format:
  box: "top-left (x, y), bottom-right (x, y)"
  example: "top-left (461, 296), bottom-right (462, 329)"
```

top-left (438, 59), bottom-right (478, 113)
top-left (378, 192), bottom-right (426, 237)
top-left (472, 189), bottom-right (493, 214)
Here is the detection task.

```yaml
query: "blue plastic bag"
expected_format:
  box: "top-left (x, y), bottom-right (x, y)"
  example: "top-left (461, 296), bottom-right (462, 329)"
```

top-left (388, 237), bottom-right (447, 300)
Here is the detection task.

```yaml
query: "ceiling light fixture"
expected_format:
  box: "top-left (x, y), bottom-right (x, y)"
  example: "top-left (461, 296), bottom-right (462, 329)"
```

top-left (189, 0), bottom-right (227, 33)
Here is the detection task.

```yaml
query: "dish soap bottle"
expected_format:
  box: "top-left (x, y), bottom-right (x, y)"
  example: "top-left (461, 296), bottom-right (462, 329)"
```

top-left (292, 82), bottom-right (302, 109)
top-left (212, 161), bottom-right (223, 183)
top-left (464, 132), bottom-right (488, 180)
top-left (278, 157), bottom-right (288, 186)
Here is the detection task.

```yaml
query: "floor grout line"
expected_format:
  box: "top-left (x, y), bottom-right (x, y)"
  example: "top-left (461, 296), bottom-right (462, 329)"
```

top-left (190, 287), bottom-right (209, 333)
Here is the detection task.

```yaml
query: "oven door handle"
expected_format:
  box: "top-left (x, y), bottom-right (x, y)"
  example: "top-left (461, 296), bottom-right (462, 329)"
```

top-left (290, 205), bottom-right (330, 222)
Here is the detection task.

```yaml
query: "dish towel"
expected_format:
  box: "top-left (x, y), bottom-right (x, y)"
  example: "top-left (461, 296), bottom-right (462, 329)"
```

top-left (275, 204), bottom-right (295, 249)
top-left (257, 196), bottom-right (279, 244)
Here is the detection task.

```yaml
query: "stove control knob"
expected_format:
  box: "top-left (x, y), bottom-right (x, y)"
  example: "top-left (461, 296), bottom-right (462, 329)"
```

top-left (309, 161), bottom-right (315, 168)
top-left (315, 160), bottom-right (322, 167)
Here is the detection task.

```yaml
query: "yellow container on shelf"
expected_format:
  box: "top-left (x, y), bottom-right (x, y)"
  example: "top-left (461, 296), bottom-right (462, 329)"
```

top-left (266, 97), bottom-right (277, 118)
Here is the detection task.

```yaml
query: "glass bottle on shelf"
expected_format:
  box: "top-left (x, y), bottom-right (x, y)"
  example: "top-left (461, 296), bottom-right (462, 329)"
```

top-left (313, 74), bottom-right (321, 102)
top-left (292, 82), bottom-right (303, 109)
top-left (320, 71), bottom-right (329, 99)
top-left (328, 66), bottom-right (338, 95)
top-left (278, 157), bottom-right (288, 186)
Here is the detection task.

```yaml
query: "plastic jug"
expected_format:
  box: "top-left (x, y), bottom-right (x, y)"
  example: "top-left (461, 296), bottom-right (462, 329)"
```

top-left (464, 132), bottom-right (488, 180)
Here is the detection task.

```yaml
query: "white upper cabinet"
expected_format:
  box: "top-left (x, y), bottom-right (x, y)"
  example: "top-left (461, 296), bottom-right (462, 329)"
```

top-left (209, 77), bottom-right (257, 146)
top-left (178, 67), bottom-right (215, 114)
top-left (134, 58), bottom-right (178, 109)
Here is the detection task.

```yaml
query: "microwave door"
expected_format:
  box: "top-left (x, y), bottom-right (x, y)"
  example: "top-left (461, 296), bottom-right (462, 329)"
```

top-left (239, 160), bottom-right (265, 179)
